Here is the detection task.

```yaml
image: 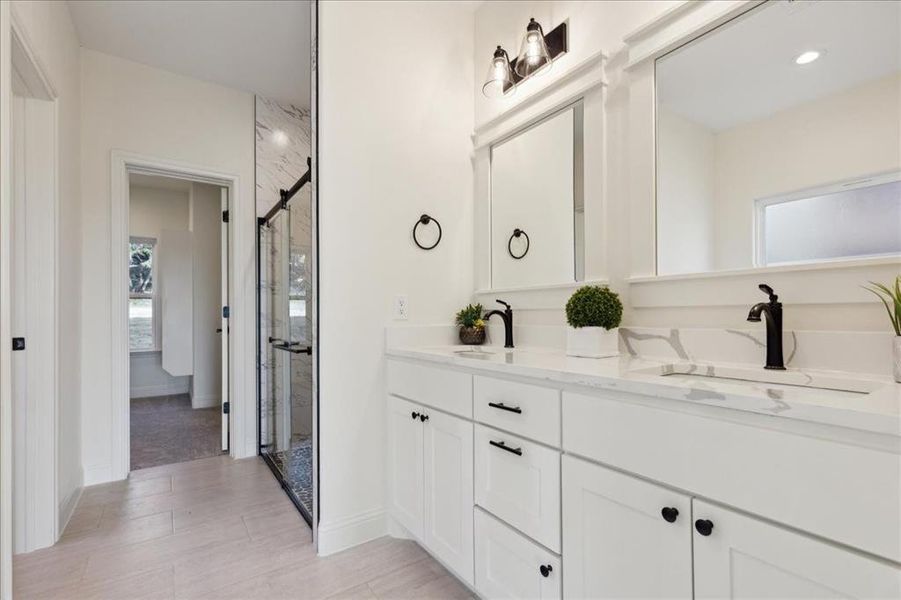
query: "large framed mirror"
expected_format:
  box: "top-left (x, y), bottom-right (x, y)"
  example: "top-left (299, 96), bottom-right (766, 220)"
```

top-left (655, 0), bottom-right (900, 277)
top-left (490, 102), bottom-right (585, 289)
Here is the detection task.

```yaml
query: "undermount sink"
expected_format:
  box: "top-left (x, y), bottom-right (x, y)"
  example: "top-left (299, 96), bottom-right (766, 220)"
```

top-left (633, 363), bottom-right (881, 395)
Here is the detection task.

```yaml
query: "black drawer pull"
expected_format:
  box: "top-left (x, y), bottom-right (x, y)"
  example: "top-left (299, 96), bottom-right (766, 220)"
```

top-left (411, 411), bottom-right (420, 420)
top-left (539, 564), bottom-right (553, 578)
top-left (419, 414), bottom-right (429, 422)
top-left (695, 519), bottom-right (714, 537)
top-left (661, 507), bottom-right (679, 523)
top-left (488, 402), bottom-right (522, 414)
top-left (489, 440), bottom-right (522, 456)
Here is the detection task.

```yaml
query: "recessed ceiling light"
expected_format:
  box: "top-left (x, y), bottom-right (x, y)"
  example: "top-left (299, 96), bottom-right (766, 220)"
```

top-left (795, 50), bottom-right (821, 65)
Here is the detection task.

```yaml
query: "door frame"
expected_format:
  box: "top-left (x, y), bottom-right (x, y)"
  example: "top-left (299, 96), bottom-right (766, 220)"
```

top-left (110, 151), bottom-right (242, 480)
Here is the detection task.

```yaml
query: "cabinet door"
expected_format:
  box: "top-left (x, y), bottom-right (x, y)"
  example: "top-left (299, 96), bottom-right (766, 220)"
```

top-left (387, 395), bottom-right (424, 538)
top-left (693, 499), bottom-right (901, 599)
top-left (474, 508), bottom-right (561, 600)
top-left (423, 409), bottom-right (474, 585)
top-left (562, 455), bottom-right (692, 599)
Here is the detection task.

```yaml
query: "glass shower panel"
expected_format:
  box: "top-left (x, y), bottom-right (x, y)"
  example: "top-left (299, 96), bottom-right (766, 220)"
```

top-left (259, 195), bottom-right (314, 522)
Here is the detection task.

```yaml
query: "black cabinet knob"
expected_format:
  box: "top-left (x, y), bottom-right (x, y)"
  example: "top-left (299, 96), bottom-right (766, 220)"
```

top-left (661, 507), bottom-right (679, 523)
top-left (411, 411), bottom-right (419, 420)
top-left (695, 519), bottom-right (714, 536)
top-left (419, 414), bottom-right (429, 422)
top-left (539, 564), bottom-right (553, 578)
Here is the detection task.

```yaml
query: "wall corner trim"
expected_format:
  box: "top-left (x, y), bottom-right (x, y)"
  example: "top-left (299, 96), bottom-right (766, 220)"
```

top-left (316, 508), bottom-right (387, 557)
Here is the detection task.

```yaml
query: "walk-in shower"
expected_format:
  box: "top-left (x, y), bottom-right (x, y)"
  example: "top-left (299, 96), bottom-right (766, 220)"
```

top-left (258, 159), bottom-right (314, 523)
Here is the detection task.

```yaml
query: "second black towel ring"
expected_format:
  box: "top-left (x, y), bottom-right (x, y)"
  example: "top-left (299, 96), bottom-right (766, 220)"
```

top-left (413, 214), bottom-right (442, 250)
top-left (507, 228), bottom-right (530, 259)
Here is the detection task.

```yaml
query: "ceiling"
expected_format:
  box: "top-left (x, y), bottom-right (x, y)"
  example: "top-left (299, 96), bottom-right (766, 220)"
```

top-left (67, 1), bottom-right (311, 107)
top-left (657, 0), bottom-right (900, 131)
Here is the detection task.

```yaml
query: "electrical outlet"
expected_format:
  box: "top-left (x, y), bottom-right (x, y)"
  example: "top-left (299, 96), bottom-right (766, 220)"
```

top-left (394, 295), bottom-right (409, 320)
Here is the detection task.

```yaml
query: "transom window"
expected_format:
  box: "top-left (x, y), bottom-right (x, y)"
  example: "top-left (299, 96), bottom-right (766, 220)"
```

top-left (755, 173), bottom-right (901, 267)
top-left (129, 237), bottom-right (157, 351)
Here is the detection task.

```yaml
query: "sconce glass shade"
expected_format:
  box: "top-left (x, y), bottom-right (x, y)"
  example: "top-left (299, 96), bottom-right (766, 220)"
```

top-left (514, 18), bottom-right (551, 78)
top-left (482, 45), bottom-right (515, 98)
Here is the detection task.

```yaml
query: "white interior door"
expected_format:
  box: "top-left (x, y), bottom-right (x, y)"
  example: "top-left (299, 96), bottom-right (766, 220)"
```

top-left (220, 188), bottom-right (229, 451)
top-left (10, 88), bottom-right (57, 554)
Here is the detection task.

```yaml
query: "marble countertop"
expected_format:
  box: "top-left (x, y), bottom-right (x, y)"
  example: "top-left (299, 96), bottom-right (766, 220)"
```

top-left (386, 344), bottom-right (901, 438)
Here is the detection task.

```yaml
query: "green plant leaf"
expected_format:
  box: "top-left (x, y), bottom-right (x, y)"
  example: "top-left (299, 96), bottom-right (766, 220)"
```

top-left (864, 277), bottom-right (901, 336)
top-left (565, 285), bottom-right (623, 330)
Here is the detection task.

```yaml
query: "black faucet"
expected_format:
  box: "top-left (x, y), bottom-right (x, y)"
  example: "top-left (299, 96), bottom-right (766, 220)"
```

top-left (484, 299), bottom-right (514, 349)
top-left (747, 284), bottom-right (785, 370)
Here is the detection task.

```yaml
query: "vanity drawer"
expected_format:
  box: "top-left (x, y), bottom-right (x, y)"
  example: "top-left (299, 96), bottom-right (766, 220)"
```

top-left (474, 507), bottom-right (561, 600)
top-left (562, 390), bottom-right (901, 563)
top-left (475, 424), bottom-right (561, 552)
top-left (387, 359), bottom-right (472, 418)
top-left (474, 376), bottom-right (560, 446)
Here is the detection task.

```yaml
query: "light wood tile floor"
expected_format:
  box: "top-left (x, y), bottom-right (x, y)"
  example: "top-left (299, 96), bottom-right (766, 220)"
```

top-left (13, 456), bottom-right (473, 600)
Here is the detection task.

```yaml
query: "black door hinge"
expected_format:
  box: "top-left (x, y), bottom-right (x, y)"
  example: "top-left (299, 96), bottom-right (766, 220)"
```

top-left (222, 306), bottom-right (230, 319)
top-left (223, 402), bottom-right (230, 414)
top-left (12, 337), bottom-right (25, 351)
top-left (222, 210), bottom-right (229, 223)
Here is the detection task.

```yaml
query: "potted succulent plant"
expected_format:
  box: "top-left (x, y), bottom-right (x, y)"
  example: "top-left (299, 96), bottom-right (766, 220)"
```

top-left (864, 276), bottom-right (901, 383)
top-left (565, 285), bottom-right (623, 358)
top-left (455, 303), bottom-right (486, 345)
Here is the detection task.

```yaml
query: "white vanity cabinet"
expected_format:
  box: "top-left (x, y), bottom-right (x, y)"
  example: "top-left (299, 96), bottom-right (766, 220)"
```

top-left (386, 357), bottom-right (901, 599)
top-left (386, 394), bottom-right (474, 585)
top-left (562, 455), bottom-right (692, 599)
top-left (692, 500), bottom-right (900, 598)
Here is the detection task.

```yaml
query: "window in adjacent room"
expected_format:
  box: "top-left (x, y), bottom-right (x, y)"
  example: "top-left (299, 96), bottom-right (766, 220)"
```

top-left (129, 237), bottom-right (157, 351)
top-left (755, 172), bottom-right (901, 267)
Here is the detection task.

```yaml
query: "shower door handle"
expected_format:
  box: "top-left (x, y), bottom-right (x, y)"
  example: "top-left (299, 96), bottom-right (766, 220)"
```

top-left (272, 343), bottom-right (312, 355)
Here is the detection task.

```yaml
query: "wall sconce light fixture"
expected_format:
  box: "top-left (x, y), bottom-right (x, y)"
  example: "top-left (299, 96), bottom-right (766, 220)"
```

top-left (482, 18), bottom-right (568, 98)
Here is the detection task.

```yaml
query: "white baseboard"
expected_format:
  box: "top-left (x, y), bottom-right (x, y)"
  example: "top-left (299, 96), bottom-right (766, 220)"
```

top-left (317, 508), bottom-right (386, 556)
top-left (130, 383), bottom-right (190, 399)
top-left (57, 481), bottom-right (83, 538)
top-left (190, 393), bottom-right (220, 409)
top-left (83, 463), bottom-right (116, 486)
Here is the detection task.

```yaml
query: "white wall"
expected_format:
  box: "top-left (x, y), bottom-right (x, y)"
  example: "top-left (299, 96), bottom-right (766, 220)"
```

top-left (190, 182), bottom-right (222, 409)
top-left (712, 73), bottom-right (901, 270)
top-left (9, 0), bottom-right (83, 533)
top-left (474, 0), bottom-right (680, 128)
top-left (129, 352), bottom-right (189, 398)
top-left (318, 0), bottom-right (475, 554)
top-left (129, 185), bottom-right (189, 240)
top-left (656, 108), bottom-right (715, 275)
top-left (80, 48), bottom-right (255, 484)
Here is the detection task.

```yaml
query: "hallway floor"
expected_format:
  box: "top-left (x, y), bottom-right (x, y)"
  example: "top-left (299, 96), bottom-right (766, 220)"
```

top-left (130, 394), bottom-right (223, 470)
top-left (13, 455), bottom-right (472, 599)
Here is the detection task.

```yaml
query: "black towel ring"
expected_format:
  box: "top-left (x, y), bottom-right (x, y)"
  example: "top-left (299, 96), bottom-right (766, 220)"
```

top-left (413, 214), bottom-right (442, 250)
top-left (507, 228), bottom-right (530, 259)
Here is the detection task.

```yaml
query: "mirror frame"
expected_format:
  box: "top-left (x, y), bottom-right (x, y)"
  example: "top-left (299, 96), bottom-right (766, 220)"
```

top-left (472, 51), bottom-right (608, 307)
top-left (623, 0), bottom-right (899, 309)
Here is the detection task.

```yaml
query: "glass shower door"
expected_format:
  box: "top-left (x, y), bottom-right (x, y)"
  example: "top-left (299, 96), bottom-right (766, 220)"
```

top-left (259, 198), bottom-right (314, 523)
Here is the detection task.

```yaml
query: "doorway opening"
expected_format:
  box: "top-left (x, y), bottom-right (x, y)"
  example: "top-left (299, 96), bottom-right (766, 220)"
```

top-left (126, 173), bottom-right (230, 471)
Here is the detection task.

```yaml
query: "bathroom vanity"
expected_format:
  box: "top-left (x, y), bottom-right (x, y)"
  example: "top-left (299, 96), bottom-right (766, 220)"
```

top-left (385, 344), bottom-right (900, 598)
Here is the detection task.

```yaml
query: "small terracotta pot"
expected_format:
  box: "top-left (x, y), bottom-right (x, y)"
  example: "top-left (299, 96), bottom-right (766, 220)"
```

top-left (459, 326), bottom-right (486, 345)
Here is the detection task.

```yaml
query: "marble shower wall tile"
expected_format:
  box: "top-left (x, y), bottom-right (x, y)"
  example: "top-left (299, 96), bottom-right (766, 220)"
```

top-left (255, 96), bottom-right (312, 217)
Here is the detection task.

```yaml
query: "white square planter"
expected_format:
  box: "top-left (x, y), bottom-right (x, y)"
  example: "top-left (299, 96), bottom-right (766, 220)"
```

top-left (566, 326), bottom-right (620, 358)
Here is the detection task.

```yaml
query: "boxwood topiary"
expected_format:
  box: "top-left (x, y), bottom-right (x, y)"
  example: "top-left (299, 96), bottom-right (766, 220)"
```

top-left (565, 285), bottom-right (623, 330)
